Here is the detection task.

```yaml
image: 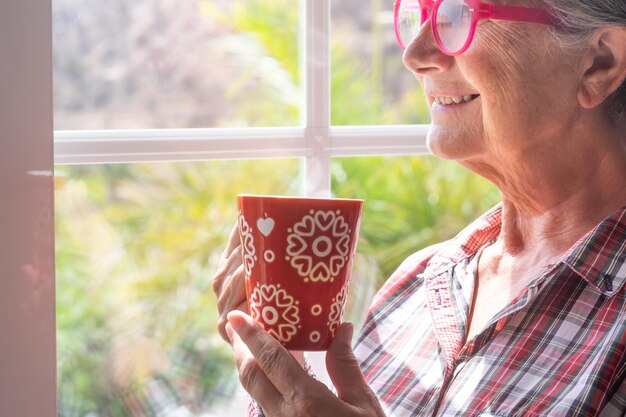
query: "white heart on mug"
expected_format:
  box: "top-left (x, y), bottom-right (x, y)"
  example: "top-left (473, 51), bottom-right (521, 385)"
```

top-left (257, 217), bottom-right (275, 237)
top-left (332, 216), bottom-right (349, 237)
top-left (291, 255), bottom-right (312, 277)
top-left (336, 234), bottom-right (350, 256)
top-left (282, 305), bottom-right (300, 324)
top-left (330, 255), bottom-right (345, 275)
top-left (287, 235), bottom-right (308, 257)
top-left (315, 210), bottom-right (335, 231)
top-left (310, 262), bottom-right (331, 282)
top-left (277, 323), bottom-right (298, 342)
top-left (294, 215), bottom-right (315, 236)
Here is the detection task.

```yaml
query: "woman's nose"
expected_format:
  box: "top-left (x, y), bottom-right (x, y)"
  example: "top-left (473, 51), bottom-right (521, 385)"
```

top-left (402, 19), bottom-right (453, 76)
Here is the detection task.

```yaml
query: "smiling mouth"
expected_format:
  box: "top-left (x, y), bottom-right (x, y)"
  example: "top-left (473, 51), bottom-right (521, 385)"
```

top-left (432, 94), bottom-right (480, 106)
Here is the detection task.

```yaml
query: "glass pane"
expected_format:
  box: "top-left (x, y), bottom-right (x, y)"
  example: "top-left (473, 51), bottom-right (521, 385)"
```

top-left (53, 0), bottom-right (301, 129)
top-left (331, 0), bottom-right (430, 125)
top-left (55, 159), bottom-right (301, 416)
top-left (332, 156), bottom-right (499, 303)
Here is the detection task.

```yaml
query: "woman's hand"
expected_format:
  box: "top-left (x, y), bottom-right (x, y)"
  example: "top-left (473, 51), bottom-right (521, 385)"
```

top-left (226, 310), bottom-right (387, 417)
top-left (213, 223), bottom-right (248, 343)
top-left (213, 223), bottom-right (306, 366)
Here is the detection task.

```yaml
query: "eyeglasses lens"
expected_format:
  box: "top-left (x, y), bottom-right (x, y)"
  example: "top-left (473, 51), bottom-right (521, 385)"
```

top-left (397, 0), bottom-right (423, 48)
top-left (436, 0), bottom-right (472, 53)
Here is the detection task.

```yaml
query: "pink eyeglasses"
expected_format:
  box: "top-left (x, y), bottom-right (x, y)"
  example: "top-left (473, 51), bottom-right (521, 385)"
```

top-left (394, 0), bottom-right (555, 55)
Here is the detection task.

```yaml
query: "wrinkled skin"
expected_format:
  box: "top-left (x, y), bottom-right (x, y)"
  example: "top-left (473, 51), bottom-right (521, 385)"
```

top-left (226, 312), bottom-right (386, 417)
top-left (213, 223), bottom-right (248, 344)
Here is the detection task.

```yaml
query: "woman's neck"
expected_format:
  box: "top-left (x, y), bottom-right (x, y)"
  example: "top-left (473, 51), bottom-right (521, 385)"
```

top-left (468, 127), bottom-right (626, 257)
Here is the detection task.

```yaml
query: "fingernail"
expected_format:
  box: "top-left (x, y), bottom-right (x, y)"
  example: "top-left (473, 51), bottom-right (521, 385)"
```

top-left (225, 322), bottom-right (235, 342)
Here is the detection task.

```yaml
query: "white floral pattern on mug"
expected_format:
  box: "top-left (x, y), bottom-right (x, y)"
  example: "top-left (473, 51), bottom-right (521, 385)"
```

top-left (239, 213), bottom-right (256, 277)
top-left (249, 284), bottom-right (300, 344)
top-left (327, 283), bottom-right (349, 337)
top-left (285, 210), bottom-right (351, 282)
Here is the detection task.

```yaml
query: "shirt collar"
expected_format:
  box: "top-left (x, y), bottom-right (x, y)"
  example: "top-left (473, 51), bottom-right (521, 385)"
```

top-left (424, 204), bottom-right (626, 297)
top-left (562, 206), bottom-right (626, 297)
top-left (423, 203), bottom-right (502, 281)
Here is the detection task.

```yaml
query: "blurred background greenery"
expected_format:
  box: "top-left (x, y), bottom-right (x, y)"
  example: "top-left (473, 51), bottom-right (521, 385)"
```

top-left (53, 0), bottom-right (500, 416)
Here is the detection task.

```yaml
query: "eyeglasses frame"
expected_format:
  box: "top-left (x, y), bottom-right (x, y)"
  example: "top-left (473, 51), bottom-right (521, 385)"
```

top-left (393, 0), bottom-right (556, 55)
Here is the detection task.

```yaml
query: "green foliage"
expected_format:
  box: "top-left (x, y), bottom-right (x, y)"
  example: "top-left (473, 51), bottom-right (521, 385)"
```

top-left (199, 0), bottom-right (298, 83)
top-left (56, 160), bottom-right (300, 416)
top-left (331, 45), bottom-right (383, 125)
top-left (332, 156), bottom-right (500, 284)
top-left (330, 43), bottom-right (431, 125)
top-left (199, 0), bottom-right (300, 126)
top-left (56, 185), bottom-right (120, 416)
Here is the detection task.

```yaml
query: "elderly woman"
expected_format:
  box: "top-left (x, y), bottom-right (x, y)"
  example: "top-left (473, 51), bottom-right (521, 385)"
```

top-left (212, 0), bottom-right (626, 415)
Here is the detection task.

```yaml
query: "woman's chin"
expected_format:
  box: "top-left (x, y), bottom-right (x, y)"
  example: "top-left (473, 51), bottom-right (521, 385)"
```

top-left (426, 126), bottom-right (475, 161)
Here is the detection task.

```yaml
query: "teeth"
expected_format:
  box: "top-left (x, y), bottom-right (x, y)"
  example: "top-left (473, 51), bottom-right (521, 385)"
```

top-left (433, 95), bottom-right (476, 105)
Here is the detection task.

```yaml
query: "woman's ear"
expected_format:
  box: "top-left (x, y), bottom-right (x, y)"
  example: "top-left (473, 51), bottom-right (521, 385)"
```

top-left (578, 27), bottom-right (626, 109)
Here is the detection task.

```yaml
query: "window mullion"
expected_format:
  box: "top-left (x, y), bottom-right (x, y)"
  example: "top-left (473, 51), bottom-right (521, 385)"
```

top-left (302, 0), bottom-right (331, 198)
top-left (301, 0), bottom-right (335, 389)
top-left (53, 128), bottom-right (308, 165)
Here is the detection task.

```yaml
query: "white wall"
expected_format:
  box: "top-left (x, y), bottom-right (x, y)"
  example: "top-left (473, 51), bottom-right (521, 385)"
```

top-left (0, 1), bottom-right (56, 416)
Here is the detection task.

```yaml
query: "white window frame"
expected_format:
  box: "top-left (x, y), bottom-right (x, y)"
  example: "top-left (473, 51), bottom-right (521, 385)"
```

top-left (1, 0), bottom-right (56, 415)
top-left (53, 0), bottom-right (430, 197)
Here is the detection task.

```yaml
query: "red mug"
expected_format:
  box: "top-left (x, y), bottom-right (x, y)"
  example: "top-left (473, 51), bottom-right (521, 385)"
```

top-left (237, 194), bottom-right (363, 351)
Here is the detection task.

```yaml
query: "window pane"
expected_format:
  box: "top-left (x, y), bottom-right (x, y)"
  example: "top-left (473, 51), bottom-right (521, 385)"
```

top-left (332, 156), bottom-right (499, 290)
top-left (53, 0), bottom-right (301, 129)
top-left (331, 0), bottom-right (430, 126)
top-left (55, 159), bottom-right (301, 416)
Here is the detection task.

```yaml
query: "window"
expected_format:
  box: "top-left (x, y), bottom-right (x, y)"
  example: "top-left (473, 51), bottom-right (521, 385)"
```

top-left (53, 0), bottom-right (498, 415)
top-left (53, 0), bottom-right (301, 129)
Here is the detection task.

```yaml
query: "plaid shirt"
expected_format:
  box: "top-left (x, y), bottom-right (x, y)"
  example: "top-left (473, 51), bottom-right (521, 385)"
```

top-left (250, 204), bottom-right (626, 416)
top-left (355, 204), bottom-right (626, 417)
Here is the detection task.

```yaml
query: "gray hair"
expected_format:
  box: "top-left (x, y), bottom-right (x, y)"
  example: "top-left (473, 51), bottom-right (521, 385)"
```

top-left (543, 0), bottom-right (626, 129)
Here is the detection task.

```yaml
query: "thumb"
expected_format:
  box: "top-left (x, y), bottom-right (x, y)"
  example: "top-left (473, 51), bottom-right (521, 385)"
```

top-left (326, 322), bottom-right (369, 405)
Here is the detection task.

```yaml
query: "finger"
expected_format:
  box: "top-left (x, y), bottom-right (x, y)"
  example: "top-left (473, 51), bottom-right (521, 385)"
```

top-left (228, 310), bottom-right (307, 398)
top-left (326, 322), bottom-right (374, 405)
top-left (216, 222), bottom-right (240, 270)
top-left (227, 323), bottom-right (282, 415)
top-left (216, 263), bottom-right (246, 315)
top-left (223, 221), bottom-right (241, 259)
top-left (213, 244), bottom-right (243, 296)
top-left (217, 300), bottom-right (248, 344)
